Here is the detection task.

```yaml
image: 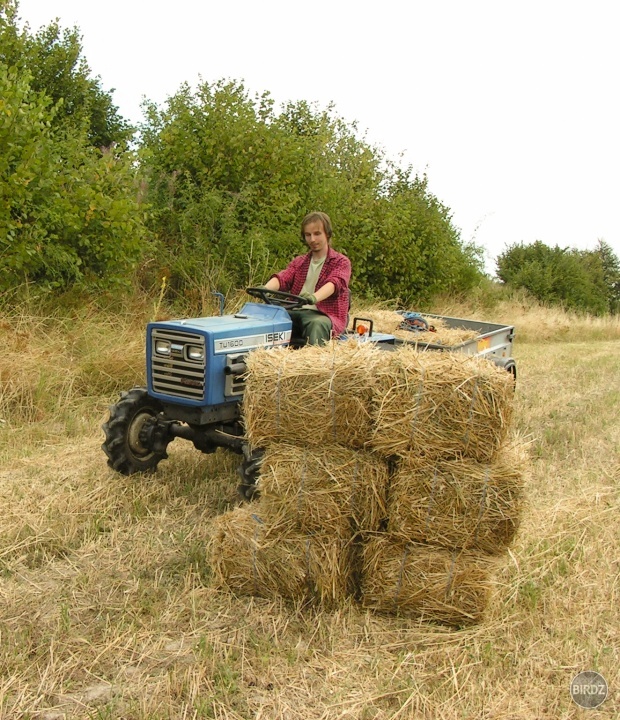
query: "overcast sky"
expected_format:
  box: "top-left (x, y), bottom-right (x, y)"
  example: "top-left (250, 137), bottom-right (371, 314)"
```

top-left (15, 0), bottom-right (620, 274)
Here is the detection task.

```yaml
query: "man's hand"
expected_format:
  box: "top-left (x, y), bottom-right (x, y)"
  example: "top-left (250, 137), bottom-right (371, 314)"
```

top-left (300, 291), bottom-right (317, 305)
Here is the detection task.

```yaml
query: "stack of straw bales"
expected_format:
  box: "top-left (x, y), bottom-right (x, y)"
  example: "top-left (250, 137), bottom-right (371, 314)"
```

top-left (370, 347), bottom-right (515, 461)
top-left (258, 444), bottom-right (389, 539)
top-left (207, 341), bottom-right (526, 626)
top-left (360, 441), bottom-right (526, 626)
top-left (387, 448), bottom-right (526, 554)
top-left (207, 504), bottom-right (355, 605)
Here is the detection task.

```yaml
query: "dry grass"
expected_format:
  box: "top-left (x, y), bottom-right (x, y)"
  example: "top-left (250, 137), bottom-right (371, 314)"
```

top-left (0, 300), bottom-right (619, 718)
top-left (0, 304), bottom-right (144, 429)
top-left (433, 293), bottom-right (620, 344)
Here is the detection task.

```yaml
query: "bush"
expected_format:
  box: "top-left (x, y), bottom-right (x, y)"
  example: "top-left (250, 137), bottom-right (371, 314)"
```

top-left (496, 240), bottom-right (613, 315)
top-left (0, 3), bottom-right (146, 292)
top-left (139, 79), bottom-right (484, 305)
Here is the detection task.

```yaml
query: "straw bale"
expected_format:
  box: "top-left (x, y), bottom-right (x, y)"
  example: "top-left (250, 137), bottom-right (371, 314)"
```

top-left (360, 535), bottom-right (496, 626)
top-left (257, 444), bottom-right (389, 537)
top-left (243, 342), bottom-right (382, 449)
top-left (370, 348), bottom-right (514, 461)
top-left (207, 506), bottom-right (354, 607)
top-left (398, 320), bottom-right (479, 347)
top-left (389, 442), bottom-right (527, 554)
top-left (354, 310), bottom-right (478, 346)
top-left (352, 310), bottom-right (404, 336)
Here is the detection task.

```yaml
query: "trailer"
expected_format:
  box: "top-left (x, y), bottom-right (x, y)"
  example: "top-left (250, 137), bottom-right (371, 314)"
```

top-left (361, 312), bottom-right (517, 380)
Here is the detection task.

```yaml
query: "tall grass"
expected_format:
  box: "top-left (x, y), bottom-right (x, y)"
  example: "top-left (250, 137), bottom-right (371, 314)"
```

top-left (0, 308), bottom-right (141, 424)
top-left (432, 287), bottom-right (620, 343)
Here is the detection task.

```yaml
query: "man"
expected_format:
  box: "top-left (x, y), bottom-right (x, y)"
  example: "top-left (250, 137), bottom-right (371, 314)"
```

top-left (263, 212), bottom-right (351, 345)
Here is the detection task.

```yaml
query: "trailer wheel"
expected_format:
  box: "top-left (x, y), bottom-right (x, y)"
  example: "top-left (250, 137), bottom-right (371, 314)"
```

top-left (505, 359), bottom-right (517, 383)
top-left (492, 357), bottom-right (517, 386)
top-left (102, 388), bottom-right (169, 475)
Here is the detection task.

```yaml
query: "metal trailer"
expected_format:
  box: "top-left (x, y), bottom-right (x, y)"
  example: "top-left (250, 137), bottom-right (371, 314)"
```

top-left (351, 313), bottom-right (517, 380)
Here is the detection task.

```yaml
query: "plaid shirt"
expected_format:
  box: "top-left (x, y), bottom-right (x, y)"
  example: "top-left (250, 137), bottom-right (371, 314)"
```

top-left (272, 246), bottom-right (352, 336)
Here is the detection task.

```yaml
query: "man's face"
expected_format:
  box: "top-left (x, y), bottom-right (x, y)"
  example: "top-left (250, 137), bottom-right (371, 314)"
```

top-left (303, 220), bottom-right (329, 257)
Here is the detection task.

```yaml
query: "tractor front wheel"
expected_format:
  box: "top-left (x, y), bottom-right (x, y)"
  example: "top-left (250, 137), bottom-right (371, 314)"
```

top-left (102, 387), bottom-right (169, 475)
top-left (237, 446), bottom-right (264, 501)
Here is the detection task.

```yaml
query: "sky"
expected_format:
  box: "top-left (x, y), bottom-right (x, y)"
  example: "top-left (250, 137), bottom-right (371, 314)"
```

top-left (15, 0), bottom-right (620, 275)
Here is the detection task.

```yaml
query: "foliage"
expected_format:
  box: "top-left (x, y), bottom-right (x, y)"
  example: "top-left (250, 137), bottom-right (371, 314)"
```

top-left (2, 3), bottom-right (482, 302)
top-left (0, 1), bottom-right (146, 292)
top-left (1, 0), bottom-right (131, 147)
top-left (496, 240), bottom-right (619, 315)
top-left (595, 239), bottom-right (620, 313)
top-left (350, 168), bottom-right (484, 302)
top-left (140, 79), bottom-right (483, 305)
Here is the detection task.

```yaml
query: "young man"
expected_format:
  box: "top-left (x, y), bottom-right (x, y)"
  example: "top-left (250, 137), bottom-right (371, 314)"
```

top-left (263, 211), bottom-right (351, 345)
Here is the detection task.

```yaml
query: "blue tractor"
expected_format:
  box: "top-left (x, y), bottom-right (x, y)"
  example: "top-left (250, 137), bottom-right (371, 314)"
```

top-left (102, 288), bottom-right (366, 496)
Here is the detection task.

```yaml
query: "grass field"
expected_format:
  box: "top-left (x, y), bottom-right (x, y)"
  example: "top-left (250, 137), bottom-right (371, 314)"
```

top-left (0, 298), bottom-right (618, 719)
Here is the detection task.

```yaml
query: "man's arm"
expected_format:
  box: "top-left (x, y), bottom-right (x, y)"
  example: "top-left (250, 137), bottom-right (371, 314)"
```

top-left (268, 255), bottom-right (307, 293)
top-left (322, 254), bottom-right (351, 296)
top-left (313, 282), bottom-right (335, 302)
top-left (264, 277), bottom-right (280, 291)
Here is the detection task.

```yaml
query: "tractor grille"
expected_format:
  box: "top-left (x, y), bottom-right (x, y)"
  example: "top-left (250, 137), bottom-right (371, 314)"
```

top-left (150, 328), bottom-right (206, 400)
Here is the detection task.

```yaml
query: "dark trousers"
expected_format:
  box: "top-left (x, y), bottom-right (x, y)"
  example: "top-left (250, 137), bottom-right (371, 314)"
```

top-left (288, 309), bottom-right (332, 345)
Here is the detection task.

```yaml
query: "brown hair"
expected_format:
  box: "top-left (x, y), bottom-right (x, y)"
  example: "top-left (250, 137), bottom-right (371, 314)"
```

top-left (300, 211), bottom-right (333, 242)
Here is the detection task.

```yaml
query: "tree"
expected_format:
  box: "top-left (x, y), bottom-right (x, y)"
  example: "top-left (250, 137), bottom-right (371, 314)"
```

top-left (496, 241), bottom-right (610, 314)
top-left (1, 0), bottom-right (131, 148)
top-left (140, 79), bottom-right (482, 304)
top-left (594, 239), bottom-right (620, 312)
top-left (350, 169), bottom-right (483, 302)
top-left (0, 2), bottom-right (145, 292)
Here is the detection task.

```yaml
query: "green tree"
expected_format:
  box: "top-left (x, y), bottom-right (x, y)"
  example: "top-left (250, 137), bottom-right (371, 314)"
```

top-left (349, 169), bottom-right (483, 302)
top-left (593, 239), bottom-right (620, 312)
top-left (496, 241), bottom-right (610, 314)
top-left (140, 79), bottom-right (482, 304)
top-left (1, 0), bottom-right (131, 147)
top-left (0, 2), bottom-right (146, 292)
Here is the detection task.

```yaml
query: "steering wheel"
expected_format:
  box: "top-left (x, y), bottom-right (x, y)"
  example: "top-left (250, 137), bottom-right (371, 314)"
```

top-left (246, 287), bottom-right (307, 310)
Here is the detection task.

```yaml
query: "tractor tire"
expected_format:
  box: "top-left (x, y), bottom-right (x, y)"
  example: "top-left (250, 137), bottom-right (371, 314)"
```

top-left (102, 387), bottom-right (169, 475)
top-left (236, 447), bottom-right (264, 502)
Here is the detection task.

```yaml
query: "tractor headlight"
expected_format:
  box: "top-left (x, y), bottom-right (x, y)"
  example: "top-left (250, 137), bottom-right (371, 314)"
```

top-left (187, 345), bottom-right (205, 362)
top-left (155, 339), bottom-right (171, 355)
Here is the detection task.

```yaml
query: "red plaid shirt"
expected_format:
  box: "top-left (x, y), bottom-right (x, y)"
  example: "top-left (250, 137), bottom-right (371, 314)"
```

top-left (272, 247), bottom-right (352, 336)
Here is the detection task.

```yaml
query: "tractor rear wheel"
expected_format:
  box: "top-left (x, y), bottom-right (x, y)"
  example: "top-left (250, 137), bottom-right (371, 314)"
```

top-left (102, 387), bottom-right (169, 475)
